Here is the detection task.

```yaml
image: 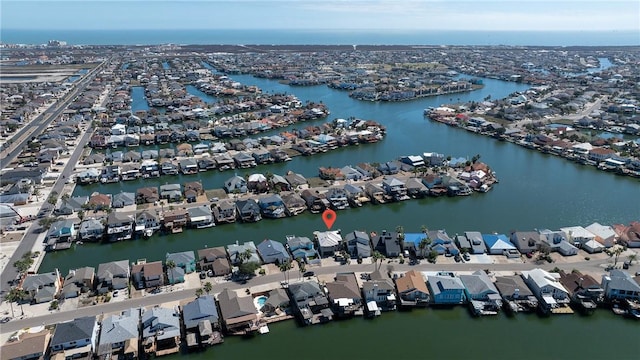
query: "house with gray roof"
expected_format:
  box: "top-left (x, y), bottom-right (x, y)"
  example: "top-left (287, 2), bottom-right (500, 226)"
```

top-left (166, 251), bottom-right (196, 273)
top-left (46, 219), bottom-right (77, 251)
top-left (62, 266), bottom-right (95, 299)
top-left (188, 205), bottom-right (214, 229)
top-left (287, 281), bottom-right (333, 325)
top-left (325, 272), bottom-right (363, 317)
top-left (111, 191), bottom-right (136, 208)
top-left (106, 212), bottom-right (134, 241)
top-left (427, 272), bottom-right (467, 305)
top-left (227, 241), bottom-right (261, 265)
top-left (362, 268), bottom-right (397, 312)
top-left (50, 316), bottom-right (98, 359)
top-left (464, 231), bottom-right (487, 254)
top-left (256, 239), bottom-right (290, 264)
top-left (182, 295), bottom-right (222, 347)
top-left (55, 196), bottom-right (88, 215)
top-left (372, 230), bottom-right (401, 258)
top-left (460, 270), bottom-right (503, 313)
top-left (21, 269), bottom-right (62, 303)
top-left (224, 175), bottom-right (248, 194)
top-left (260, 288), bottom-right (290, 317)
top-left (494, 275), bottom-right (538, 313)
top-left (97, 308), bottom-right (140, 360)
top-left (0, 329), bottom-right (51, 360)
top-left (141, 306), bottom-right (181, 357)
top-left (601, 270), bottom-right (640, 301)
top-left (96, 260), bottom-right (130, 293)
top-left (286, 235), bottom-right (319, 261)
top-left (160, 183), bottom-right (182, 202)
top-left (510, 231), bottom-right (544, 254)
top-left (345, 230), bottom-right (371, 259)
top-left (217, 288), bottom-right (260, 335)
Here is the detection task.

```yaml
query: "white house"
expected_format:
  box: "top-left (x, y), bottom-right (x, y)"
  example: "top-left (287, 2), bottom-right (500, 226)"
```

top-left (560, 226), bottom-right (596, 247)
top-left (585, 222), bottom-right (617, 248)
top-left (111, 124), bottom-right (126, 136)
top-left (314, 230), bottom-right (344, 257)
top-left (521, 269), bottom-right (569, 310)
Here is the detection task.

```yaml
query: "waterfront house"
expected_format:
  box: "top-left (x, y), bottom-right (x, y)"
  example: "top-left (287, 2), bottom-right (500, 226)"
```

top-left (97, 309), bottom-right (140, 360)
top-left (395, 270), bottom-right (430, 306)
top-left (166, 251), bottom-right (196, 274)
top-left (198, 158), bottom-right (217, 171)
top-left (281, 191), bottom-right (307, 216)
top-left (212, 199), bottom-right (237, 224)
top-left (247, 173), bottom-right (269, 193)
top-left (287, 281), bottom-right (334, 325)
top-left (405, 178), bottom-right (429, 198)
top-left (160, 183), bottom-right (182, 202)
top-left (286, 235), bottom-right (319, 261)
top-left (344, 230), bottom-right (372, 259)
top-left (427, 272), bottom-right (467, 305)
top-left (0, 329), bottom-right (51, 360)
top-left (141, 306), bottom-right (181, 357)
top-left (343, 184), bottom-right (370, 207)
top-left (88, 193), bottom-right (112, 210)
top-left (326, 272), bottom-right (363, 317)
top-left (301, 189), bottom-right (328, 213)
top-left (257, 239), bottom-right (291, 264)
top-left (559, 226), bottom-right (596, 247)
top-left (382, 177), bottom-right (409, 201)
top-left (111, 192), bottom-right (136, 208)
top-left (601, 270), bottom-right (640, 301)
top-left (427, 230), bottom-right (460, 256)
top-left (235, 199), bottom-right (262, 222)
top-left (21, 270), bottom-right (61, 303)
top-left (121, 164), bottom-right (141, 180)
top-left (106, 212), bottom-right (134, 241)
top-left (252, 149), bottom-right (273, 164)
top-left (257, 194), bottom-right (287, 219)
top-left (163, 208), bottom-right (188, 233)
top-left (49, 316), bottom-right (98, 359)
top-left (340, 165), bottom-right (363, 181)
top-left (325, 187), bottom-right (349, 210)
top-left (135, 210), bottom-right (161, 236)
top-left (184, 180), bottom-right (204, 202)
top-left (463, 231), bottom-right (487, 254)
top-left (179, 158), bottom-right (199, 175)
top-left (539, 229), bottom-right (578, 256)
top-left (136, 186), bottom-right (160, 204)
top-left (188, 205), bottom-right (214, 228)
top-left (365, 182), bottom-right (388, 204)
top-left (214, 153), bottom-right (235, 170)
top-left (46, 219), bottom-right (77, 251)
top-left (482, 233), bottom-right (518, 256)
top-left (182, 295), bottom-right (222, 348)
top-left (460, 270), bottom-right (503, 314)
top-left (197, 246), bottom-right (232, 276)
top-left (521, 268), bottom-right (570, 313)
top-left (372, 230), bottom-right (402, 258)
top-left (224, 175), bottom-right (248, 194)
top-left (314, 230), bottom-right (344, 258)
top-left (160, 161), bottom-right (179, 175)
top-left (55, 195), bottom-right (88, 215)
top-left (260, 288), bottom-right (290, 317)
top-left (510, 231), bottom-right (544, 254)
top-left (62, 266), bottom-right (95, 299)
top-left (83, 153), bottom-right (106, 165)
top-left (227, 241), bottom-right (261, 265)
top-left (284, 171), bottom-right (308, 189)
top-left (494, 275), bottom-right (538, 313)
top-left (96, 260), bottom-right (130, 294)
top-left (613, 221), bottom-right (640, 248)
top-left (585, 222), bottom-right (617, 248)
top-left (270, 174), bottom-right (291, 192)
top-left (362, 268), bottom-right (397, 312)
top-left (233, 152), bottom-right (257, 168)
top-left (558, 270), bottom-right (604, 311)
top-left (217, 288), bottom-right (260, 335)
top-left (131, 260), bottom-right (165, 290)
top-left (101, 164), bottom-right (121, 182)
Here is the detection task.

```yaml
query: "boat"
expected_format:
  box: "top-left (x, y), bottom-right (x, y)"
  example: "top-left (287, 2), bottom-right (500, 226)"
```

top-left (612, 303), bottom-right (627, 316)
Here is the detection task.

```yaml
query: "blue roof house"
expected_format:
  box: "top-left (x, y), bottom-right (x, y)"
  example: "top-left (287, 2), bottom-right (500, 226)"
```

top-left (427, 272), bottom-right (467, 305)
top-left (482, 234), bottom-right (517, 255)
top-left (257, 239), bottom-right (291, 264)
top-left (166, 251), bottom-right (196, 273)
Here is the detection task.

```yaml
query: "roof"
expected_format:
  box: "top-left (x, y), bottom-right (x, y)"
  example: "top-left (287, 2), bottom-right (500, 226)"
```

top-left (256, 239), bottom-right (290, 264)
top-left (50, 316), bottom-right (96, 348)
top-left (605, 270), bottom-right (640, 293)
top-left (494, 276), bottom-right (534, 297)
top-left (183, 295), bottom-right (219, 329)
top-left (131, 261), bottom-right (163, 278)
top-left (459, 271), bottom-right (499, 296)
top-left (1, 330), bottom-right (51, 360)
top-left (482, 234), bottom-right (516, 250)
top-left (217, 288), bottom-right (257, 320)
top-left (97, 260), bottom-right (129, 280)
top-left (326, 273), bottom-right (362, 301)
top-left (22, 272), bottom-right (58, 291)
top-left (166, 251), bottom-right (195, 265)
top-left (314, 230), bottom-right (343, 248)
top-left (395, 270), bottom-right (428, 294)
top-left (288, 281), bottom-right (324, 301)
top-left (427, 273), bottom-right (465, 296)
top-left (141, 306), bottom-right (180, 339)
top-left (521, 268), bottom-right (568, 294)
top-left (585, 222), bottom-right (616, 240)
top-left (98, 309), bottom-right (140, 355)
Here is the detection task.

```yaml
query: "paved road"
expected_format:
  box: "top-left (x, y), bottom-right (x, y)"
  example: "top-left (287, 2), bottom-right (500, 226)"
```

top-left (0, 63), bottom-right (105, 167)
top-left (0, 67), bottom-right (104, 288)
top-left (0, 257), bottom-right (614, 334)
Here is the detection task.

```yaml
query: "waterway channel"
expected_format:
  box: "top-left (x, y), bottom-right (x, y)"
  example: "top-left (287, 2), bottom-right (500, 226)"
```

top-left (38, 59), bottom-right (640, 359)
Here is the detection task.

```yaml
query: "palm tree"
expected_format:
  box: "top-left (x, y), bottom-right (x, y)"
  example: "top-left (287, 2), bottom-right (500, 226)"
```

top-left (610, 245), bottom-right (626, 267)
top-left (195, 288), bottom-right (204, 298)
top-left (372, 250), bottom-right (385, 271)
top-left (166, 260), bottom-right (176, 284)
top-left (419, 237), bottom-right (431, 258)
top-left (420, 225), bottom-right (429, 234)
top-left (278, 259), bottom-right (293, 283)
top-left (33, 188), bottom-right (41, 201)
top-left (203, 282), bottom-right (213, 294)
top-left (628, 253), bottom-right (638, 265)
top-left (239, 249), bottom-right (253, 264)
top-left (298, 262), bottom-right (306, 280)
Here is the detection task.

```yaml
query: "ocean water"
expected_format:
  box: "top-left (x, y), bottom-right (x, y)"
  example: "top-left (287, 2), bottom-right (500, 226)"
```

top-left (2, 29), bottom-right (638, 46)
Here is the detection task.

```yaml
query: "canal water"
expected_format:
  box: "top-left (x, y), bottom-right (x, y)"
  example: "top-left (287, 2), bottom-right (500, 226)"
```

top-left (38, 60), bottom-right (640, 359)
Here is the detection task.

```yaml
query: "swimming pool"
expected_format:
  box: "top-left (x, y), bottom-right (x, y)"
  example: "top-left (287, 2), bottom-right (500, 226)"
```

top-left (257, 296), bottom-right (267, 307)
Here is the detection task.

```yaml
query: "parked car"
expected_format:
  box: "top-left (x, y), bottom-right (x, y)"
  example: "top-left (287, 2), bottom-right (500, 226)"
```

top-left (112, 291), bottom-right (119, 297)
top-left (0, 317), bottom-right (10, 324)
top-left (199, 271), bottom-right (206, 279)
top-left (303, 271), bottom-right (315, 277)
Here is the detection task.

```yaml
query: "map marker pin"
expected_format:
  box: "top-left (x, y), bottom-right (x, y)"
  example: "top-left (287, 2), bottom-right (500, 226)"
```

top-left (322, 209), bottom-right (337, 230)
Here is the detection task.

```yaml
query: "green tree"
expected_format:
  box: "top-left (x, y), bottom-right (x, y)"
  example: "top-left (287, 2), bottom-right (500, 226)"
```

top-left (195, 288), bottom-right (204, 298)
top-left (61, 193), bottom-right (70, 201)
top-left (419, 237), bottom-right (432, 258)
top-left (372, 250), bottom-right (385, 271)
top-left (33, 188), bottom-right (41, 201)
top-left (77, 210), bottom-right (85, 221)
top-left (628, 253), bottom-right (638, 265)
top-left (278, 259), bottom-right (293, 283)
top-left (166, 260), bottom-right (176, 284)
top-left (4, 288), bottom-right (27, 318)
top-left (204, 282), bottom-right (213, 294)
top-left (298, 261), bottom-right (307, 280)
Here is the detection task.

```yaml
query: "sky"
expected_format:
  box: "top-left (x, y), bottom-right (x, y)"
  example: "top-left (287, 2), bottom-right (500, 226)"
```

top-left (1, 0), bottom-right (639, 32)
